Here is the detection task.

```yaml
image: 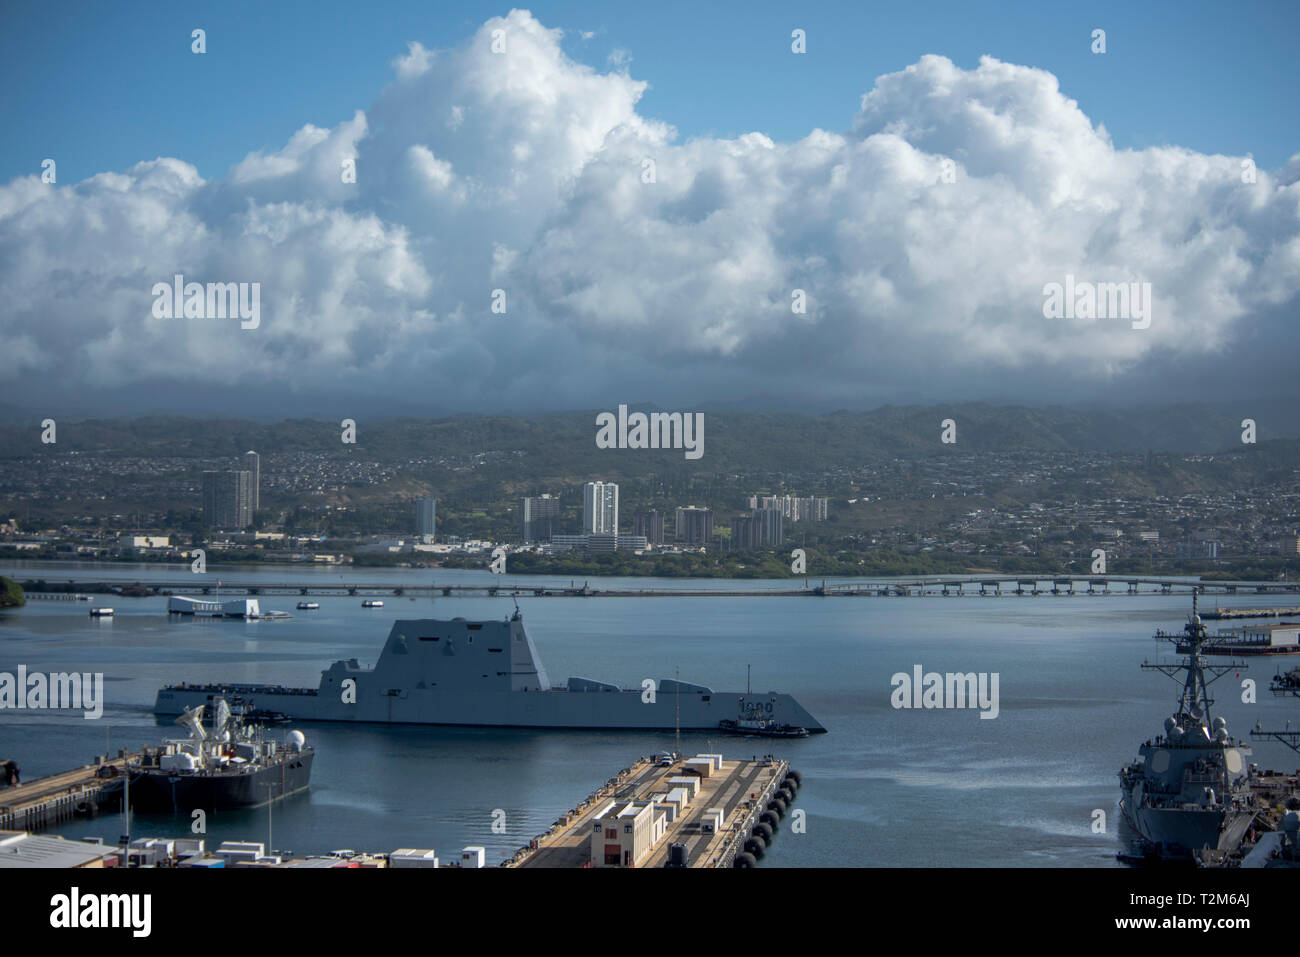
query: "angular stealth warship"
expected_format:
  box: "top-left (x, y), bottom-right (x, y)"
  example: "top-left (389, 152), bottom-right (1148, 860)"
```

top-left (1118, 594), bottom-right (1259, 862)
top-left (155, 611), bottom-right (826, 733)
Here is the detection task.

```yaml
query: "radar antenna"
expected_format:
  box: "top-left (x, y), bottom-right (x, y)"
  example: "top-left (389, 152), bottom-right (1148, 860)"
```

top-left (1144, 588), bottom-right (1245, 725)
top-left (175, 704), bottom-right (208, 741)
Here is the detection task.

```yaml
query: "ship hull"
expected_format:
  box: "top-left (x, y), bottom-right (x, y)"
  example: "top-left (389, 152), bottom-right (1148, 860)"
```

top-left (1120, 790), bottom-right (1256, 859)
top-left (127, 751), bottom-right (314, 813)
top-left (155, 686), bottom-right (826, 733)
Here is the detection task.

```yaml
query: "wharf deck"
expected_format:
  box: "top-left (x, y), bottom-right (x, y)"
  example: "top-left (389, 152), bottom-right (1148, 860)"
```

top-left (0, 753), bottom-right (136, 832)
top-left (512, 754), bottom-right (789, 869)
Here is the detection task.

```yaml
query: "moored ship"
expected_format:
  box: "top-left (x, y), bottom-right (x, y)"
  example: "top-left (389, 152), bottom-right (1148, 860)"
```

top-left (1118, 594), bottom-right (1260, 862)
top-left (155, 610), bottom-right (826, 733)
top-left (128, 698), bottom-right (313, 812)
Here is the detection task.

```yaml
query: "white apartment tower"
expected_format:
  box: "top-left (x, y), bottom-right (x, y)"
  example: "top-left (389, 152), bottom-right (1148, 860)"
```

top-left (244, 450), bottom-right (260, 510)
top-left (583, 482), bottom-right (619, 535)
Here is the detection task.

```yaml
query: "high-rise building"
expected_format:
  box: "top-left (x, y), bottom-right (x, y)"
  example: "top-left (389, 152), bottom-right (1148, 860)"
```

top-left (759, 507), bottom-right (784, 547)
top-left (416, 498), bottom-right (437, 541)
top-left (674, 507), bottom-right (714, 545)
top-left (731, 513), bottom-right (761, 551)
top-left (244, 451), bottom-right (260, 511)
top-left (202, 471), bottom-right (253, 529)
top-left (583, 482), bottom-right (619, 535)
top-left (747, 494), bottom-right (828, 522)
top-left (730, 508), bottom-right (783, 551)
top-left (521, 494), bottom-right (561, 543)
top-left (634, 509), bottom-right (665, 545)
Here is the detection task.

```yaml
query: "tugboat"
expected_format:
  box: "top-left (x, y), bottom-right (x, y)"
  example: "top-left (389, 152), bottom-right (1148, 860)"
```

top-left (718, 716), bottom-right (810, 738)
top-left (127, 698), bottom-right (313, 812)
top-left (719, 698), bottom-right (810, 737)
top-left (1118, 592), bottom-right (1260, 863)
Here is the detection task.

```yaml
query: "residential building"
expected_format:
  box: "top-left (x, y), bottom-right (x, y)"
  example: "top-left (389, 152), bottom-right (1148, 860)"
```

top-left (583, 482), bottom-right (619, 535)
top-left (760, 507), bottom-right (784, 547)
top-left (202, 470), bottom-right (253, 529)
top-left (521, 494), bottom-right (561, 543)
top-left (674, 506), bottom-right (713, 545)
top-left (416, 498), bottom-right (437, 542)
top-left (550, 533), bottom-right (647, 552)
top-left (731, 508), bottom-right (783, 550)
top-left (748, 494), bottom-right (829, 522)
top-left (634, 509), bottom-right (665, 545)
top-left (244, 450), bottom-right (260, 510)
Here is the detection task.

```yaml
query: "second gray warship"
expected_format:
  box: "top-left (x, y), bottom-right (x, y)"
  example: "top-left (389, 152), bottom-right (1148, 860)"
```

top-left (154, 610), bottom-right (826, 733)
top-left (1118, 594), bottom-right (1260, 862)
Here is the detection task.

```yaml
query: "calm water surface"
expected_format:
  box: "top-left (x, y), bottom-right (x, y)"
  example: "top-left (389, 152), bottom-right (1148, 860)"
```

top-left (3, 561), bottom-right (1297, 866)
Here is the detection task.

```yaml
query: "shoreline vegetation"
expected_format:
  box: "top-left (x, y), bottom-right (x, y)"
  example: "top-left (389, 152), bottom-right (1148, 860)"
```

top-left (0, 576), bottom-right (24, 607)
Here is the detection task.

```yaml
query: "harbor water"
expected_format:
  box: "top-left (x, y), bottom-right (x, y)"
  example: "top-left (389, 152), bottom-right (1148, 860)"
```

top-left (2, 561), bottom-right (1298, 866)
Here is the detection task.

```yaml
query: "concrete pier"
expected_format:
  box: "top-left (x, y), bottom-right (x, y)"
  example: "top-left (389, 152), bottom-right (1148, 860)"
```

top-left (507, 753), bottom-right (795, 868)
top-left (0, 752), bottom-right (136, 832)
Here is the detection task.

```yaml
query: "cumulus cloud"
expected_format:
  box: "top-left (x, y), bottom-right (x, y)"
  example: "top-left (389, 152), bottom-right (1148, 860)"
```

top-left (0, 10), bottom-right (1297, 417)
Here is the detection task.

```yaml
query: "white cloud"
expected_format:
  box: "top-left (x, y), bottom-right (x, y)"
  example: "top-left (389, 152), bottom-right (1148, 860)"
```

top-left (0, 13), bottom-right (1296, 415)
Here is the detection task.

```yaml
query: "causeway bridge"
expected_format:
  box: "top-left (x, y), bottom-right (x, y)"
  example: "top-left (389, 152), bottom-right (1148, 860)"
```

top-left (17, 574), bottom-right (1300, 600)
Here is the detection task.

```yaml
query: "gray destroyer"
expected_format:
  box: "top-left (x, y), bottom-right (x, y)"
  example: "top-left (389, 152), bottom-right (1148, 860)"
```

top-left (1118, 595), bottom-right (1259, 862)
top-left (155, 611), bottom-right (826, 733)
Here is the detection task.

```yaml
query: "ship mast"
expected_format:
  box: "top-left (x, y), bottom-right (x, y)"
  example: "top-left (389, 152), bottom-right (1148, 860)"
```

top-left (674, 667), bottom-right (680, 756)
top-left (123, 753), bottom-right (130, 850)
top-left (1144, 590), bottom-right (1244, 725)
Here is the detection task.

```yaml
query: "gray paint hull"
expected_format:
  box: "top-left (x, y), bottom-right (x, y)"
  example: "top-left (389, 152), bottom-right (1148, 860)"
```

top-left (1120, 792), bottom-right (1256, 857)
top-left (155, 685), bottom-right (825, 732)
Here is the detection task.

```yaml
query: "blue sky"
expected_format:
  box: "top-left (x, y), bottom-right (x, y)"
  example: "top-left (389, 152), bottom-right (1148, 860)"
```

top-left (2, 0), bottom-right (1297, 184)
top-left (1, 3), bottom-right (1298, 417)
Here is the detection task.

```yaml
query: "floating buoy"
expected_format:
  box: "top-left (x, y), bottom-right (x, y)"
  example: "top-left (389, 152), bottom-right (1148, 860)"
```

top-left (733, 852), bottom-right (757, 868)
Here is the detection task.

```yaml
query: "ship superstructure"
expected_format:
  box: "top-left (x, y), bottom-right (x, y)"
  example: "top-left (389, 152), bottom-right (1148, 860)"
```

top-left (155, 611), bottom-right (826, 733)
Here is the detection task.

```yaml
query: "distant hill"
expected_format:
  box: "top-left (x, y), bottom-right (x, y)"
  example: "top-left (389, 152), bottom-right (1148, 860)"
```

top-left (0, 402), bottom-right (1290, 468)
